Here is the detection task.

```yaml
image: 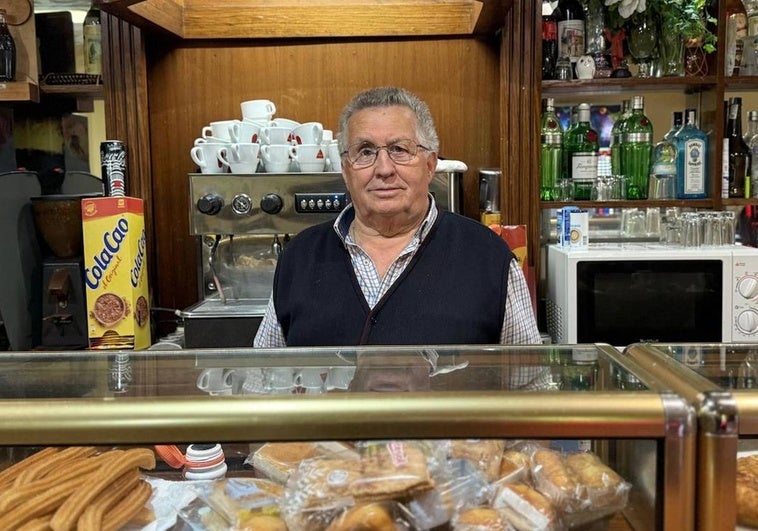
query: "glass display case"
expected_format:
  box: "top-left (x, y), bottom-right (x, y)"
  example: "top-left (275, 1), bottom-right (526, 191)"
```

top-left (0, 344), bottom-right (695, 530)
top-left (624, 342), bottom-right (758, 531)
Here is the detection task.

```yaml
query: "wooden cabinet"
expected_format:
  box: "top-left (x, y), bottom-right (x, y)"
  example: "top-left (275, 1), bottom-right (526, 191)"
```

top-left (1, 0), bottom-right (39, 102)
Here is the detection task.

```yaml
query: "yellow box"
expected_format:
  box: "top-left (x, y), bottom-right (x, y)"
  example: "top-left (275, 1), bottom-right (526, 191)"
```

top-left (82, 197), bottom-right (151, 349)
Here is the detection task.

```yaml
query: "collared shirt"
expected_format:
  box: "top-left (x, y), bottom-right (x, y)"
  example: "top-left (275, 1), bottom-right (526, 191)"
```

top-left (253, 195), bottom-right (541, 348)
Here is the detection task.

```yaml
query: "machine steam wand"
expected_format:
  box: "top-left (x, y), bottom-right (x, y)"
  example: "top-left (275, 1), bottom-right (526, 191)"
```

top-left (208, 234), bottom-right (225, 304)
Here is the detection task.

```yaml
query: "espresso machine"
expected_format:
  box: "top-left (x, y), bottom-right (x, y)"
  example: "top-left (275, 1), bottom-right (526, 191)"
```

top-left (180, 171), bottom-right (463, 348)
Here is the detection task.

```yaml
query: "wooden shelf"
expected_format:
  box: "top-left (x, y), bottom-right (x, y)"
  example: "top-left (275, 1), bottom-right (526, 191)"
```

top-left (40, 84), bottom-right (104, 98)
top-left (540, 199), bottom-right (716, 209)
top-left (0, 81), bottom-right (40, 103)
top-left (542, 76), bottom-right (718, 96)
top-left (98, 0), bottom-right (505, 38)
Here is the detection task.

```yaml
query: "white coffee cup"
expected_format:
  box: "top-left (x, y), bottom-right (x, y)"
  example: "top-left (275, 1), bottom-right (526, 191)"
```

top-left (264, 367), bottom-right (295, 393)
top-left (194, 137), bottom-right (209, 146)
top-left (240, 99), bottom-right (277, 121)
top-left (191, 142), bottom-right (229, 174)
top-left (218, 143), bottom-right (260, 174)
top-left (197, 368), bottom-right (233, 395)
top-left (322, 129), bottom-right (334, 143)
top-left (295, 368), bottom-right (325, 393)
top-left (260, 126), bottom-right (293, 145)
top-left (201, 119), bottom-right (237, 141)
top-left (260, 144), bottom-right (293, 173)
top-left (327, 142), bottom-right (342, 172)
top-left (291, 122), bottom-right (324, 145)
top-left (270, 117), bottom-right (300, 129)
top-left (326, 366), bottom-right (356, 390)
top-left (290, 143), bottom-right (326, 173)
top-left (229, 120), bottom-right (262, 143)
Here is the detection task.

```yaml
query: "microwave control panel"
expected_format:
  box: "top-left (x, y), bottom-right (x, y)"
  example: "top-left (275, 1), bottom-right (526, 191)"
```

top-left (732, 251), bottom-right (758, 341)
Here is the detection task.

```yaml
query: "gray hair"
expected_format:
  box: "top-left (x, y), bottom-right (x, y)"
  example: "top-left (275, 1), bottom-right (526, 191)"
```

top-left (337, 86), bottom-right (440, 154)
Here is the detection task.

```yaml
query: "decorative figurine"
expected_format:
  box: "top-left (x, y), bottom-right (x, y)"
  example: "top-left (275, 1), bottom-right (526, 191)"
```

top-left (576, 55), bottom-right (597, 79)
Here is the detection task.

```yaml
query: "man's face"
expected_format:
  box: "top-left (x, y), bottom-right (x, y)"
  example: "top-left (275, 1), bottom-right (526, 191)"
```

top-left (341, 106), bottom-right (437, 223)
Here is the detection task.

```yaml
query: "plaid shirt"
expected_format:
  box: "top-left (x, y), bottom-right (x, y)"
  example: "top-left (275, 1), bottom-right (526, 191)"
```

top-left (253, 196), bottom-right (541, 348)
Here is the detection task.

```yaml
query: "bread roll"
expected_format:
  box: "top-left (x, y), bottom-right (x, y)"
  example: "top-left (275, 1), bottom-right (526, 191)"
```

top-left (498, 450), bottom-right (530, 484)
top-left (239, 514), bottom-right (288, 531)
top-left (325, 503), bottom-right (398, 531)
top-left (453, 507), bottom-right (510, 530)
top-left (564, 452), bottom-right (623, 489)
top-left (531, 449), bottom-right (583, 513)
top-left (449, 440), bottom-right (505, 482)
top-left (737, 455), bottom-right (758, 528)
top-left (493, 483), bottom-right (559, 531)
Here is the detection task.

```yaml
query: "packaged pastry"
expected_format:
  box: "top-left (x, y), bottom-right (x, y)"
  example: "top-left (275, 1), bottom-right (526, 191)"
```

top-left (193, 477), bottom-right (284, 528)
top-left (530, 449), bottom-right (586, 514)
top-left (492, 482), bottom-right (561, 531)
top-left (736, 454), bottom-right (758, 528)
top-left (354, 441), bottom-right (435, 501)
top-left (497, 450), bottom-right (531, 484)
top-left (448, 440), bottom-right (505, 483)
top-left (325, 502), bottom-right (406, 531)
top-left (452, 506), bottom-right (515, 531)
top-left (564, 452), bottom-right (629, 509)
top-left (251, 441), bottom-right (358, 484)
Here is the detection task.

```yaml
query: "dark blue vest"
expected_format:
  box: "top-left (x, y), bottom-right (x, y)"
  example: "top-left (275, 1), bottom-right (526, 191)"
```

top-left (273, 209), bottom-right (514, 346)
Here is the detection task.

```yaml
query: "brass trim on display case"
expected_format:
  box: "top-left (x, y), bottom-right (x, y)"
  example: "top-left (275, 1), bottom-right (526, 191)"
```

top-left (0, 392), bottom-right (669, 446)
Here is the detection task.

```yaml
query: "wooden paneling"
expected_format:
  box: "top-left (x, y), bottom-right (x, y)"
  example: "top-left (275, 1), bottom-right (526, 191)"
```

top-left (501, 0), bottom-right (541, 282)
top-left (146, 37), bottom-right (501, 312)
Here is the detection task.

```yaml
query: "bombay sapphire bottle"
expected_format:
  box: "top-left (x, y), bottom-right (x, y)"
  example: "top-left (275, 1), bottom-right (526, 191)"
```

top-left (621, 95), bottom-right (653, 200)
top-left (674, 108), bottom-right (708, 199)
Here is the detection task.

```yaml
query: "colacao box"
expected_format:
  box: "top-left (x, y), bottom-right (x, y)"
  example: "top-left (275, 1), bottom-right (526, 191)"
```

top-left (557, 207), bottom-right (588, 248)
top-left (82, 196), bottom-right (151, 349)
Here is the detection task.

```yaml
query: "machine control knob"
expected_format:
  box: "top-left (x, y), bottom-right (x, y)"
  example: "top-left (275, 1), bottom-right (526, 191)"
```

top-left (738, 275), bottom-right (758, 300)
top-left (197, 194), bottom-right (223, 215)
top-left (737, 309), bottom-right (758, 334)
top-left (260, 193), bottom-right (283, 214)
top-left (231, 193), bottom-right (253, 215)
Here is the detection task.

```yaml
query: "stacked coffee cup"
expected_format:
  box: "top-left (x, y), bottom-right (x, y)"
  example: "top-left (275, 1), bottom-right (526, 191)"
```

top-left (191, 98), bottom-right (339, 174)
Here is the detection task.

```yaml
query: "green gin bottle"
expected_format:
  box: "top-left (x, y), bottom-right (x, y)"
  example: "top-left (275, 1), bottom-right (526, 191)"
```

top-left (540, 97), bottom-right (564, 200)
top-left (564, 103), bottom-right (599, 200)
top-left (610, 99), bottom-right (630, 176)
top-left (621, 95), bottom-right (654, 199)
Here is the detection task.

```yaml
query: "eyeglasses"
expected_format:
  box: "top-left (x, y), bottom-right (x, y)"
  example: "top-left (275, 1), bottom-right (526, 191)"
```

top-left (342, 140), bottom-right (430, 169)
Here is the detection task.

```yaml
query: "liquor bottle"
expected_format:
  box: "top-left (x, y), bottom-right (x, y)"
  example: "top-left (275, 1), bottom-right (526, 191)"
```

top-left (745, 109), bottom-right (758, 143)
top-left (747, 111), bottom-right (758, 196)
top-left (664, 111), bottom-right (684, 142)
top-left (610, 99), bottom-right (630, 176)
top-left (83, 2), bottom-right (102, 75)
top-left (540, 97), bottom-right (564, 200)
top-left (620, 95), bottom-right (653, 200)
top-left (0, 9), bottom-right (15, 82)
top-left (727, 97), bottom-right (751, 198)
top-left (649, 138), bottom-right (678, 199)
top-left (557, 0), bottom-right (585, 78)
top-left (542, 0), bottom-right (560, 80)
top-left (564, 103), bottom-right (598, 200)
top-left (674, 108), bottom-right (708, 199)
top-left (743, 0), bottom-right (758, 75)
top-left (727, 0), bottom-right (748, 76)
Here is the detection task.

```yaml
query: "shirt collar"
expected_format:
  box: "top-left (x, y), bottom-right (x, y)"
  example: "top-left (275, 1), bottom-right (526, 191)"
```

top-left (334, 194), bottom-right (439, 245)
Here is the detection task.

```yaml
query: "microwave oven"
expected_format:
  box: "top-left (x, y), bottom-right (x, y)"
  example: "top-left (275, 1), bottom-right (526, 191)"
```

top-left (546, 243), bottom-right (758, 345)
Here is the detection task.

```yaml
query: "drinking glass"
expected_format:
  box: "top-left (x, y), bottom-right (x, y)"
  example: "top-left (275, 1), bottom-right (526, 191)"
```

top-left (627, 12), bottom-right (658, 78)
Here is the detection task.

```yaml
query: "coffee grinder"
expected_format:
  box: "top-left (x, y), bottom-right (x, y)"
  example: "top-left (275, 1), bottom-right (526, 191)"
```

top-left (31, 194), bottom-right (97, 348)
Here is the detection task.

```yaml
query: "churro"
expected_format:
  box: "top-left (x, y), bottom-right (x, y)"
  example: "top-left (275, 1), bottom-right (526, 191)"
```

top-left (49, 448), bottom-right (154, 531)
top-left (0, 447), bottom-right (59, 488)
top-left (76, 468), bottom-right (140, 531)
top-left (102, 480), bottom-right (152, 531)
top-left (0, 471), bottom-right (90, 529)
top-left (14, 446), bottom-right (97, 486)
top-left (16, 515), bottom-right (53, 531)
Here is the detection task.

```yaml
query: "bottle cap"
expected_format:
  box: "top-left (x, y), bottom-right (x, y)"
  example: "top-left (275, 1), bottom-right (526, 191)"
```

top-left (631, 95), bottom-right (644, 109)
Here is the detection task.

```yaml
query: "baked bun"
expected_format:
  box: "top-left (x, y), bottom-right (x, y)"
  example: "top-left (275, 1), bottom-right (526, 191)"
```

top-left (239, 514), bottom-right (288, 531)
top-left (453, 507), bottom-right (509, 530)
top-left (498, 450), bottom-right (531, 483)
top-left (325, 503), bottom-right (398, 531)
top-left (449, 440), bottom-right (505, 482)
top-left (493, 483), bottom-right (559, 531)
top-left (737, 455), bottom-right (758, 527)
